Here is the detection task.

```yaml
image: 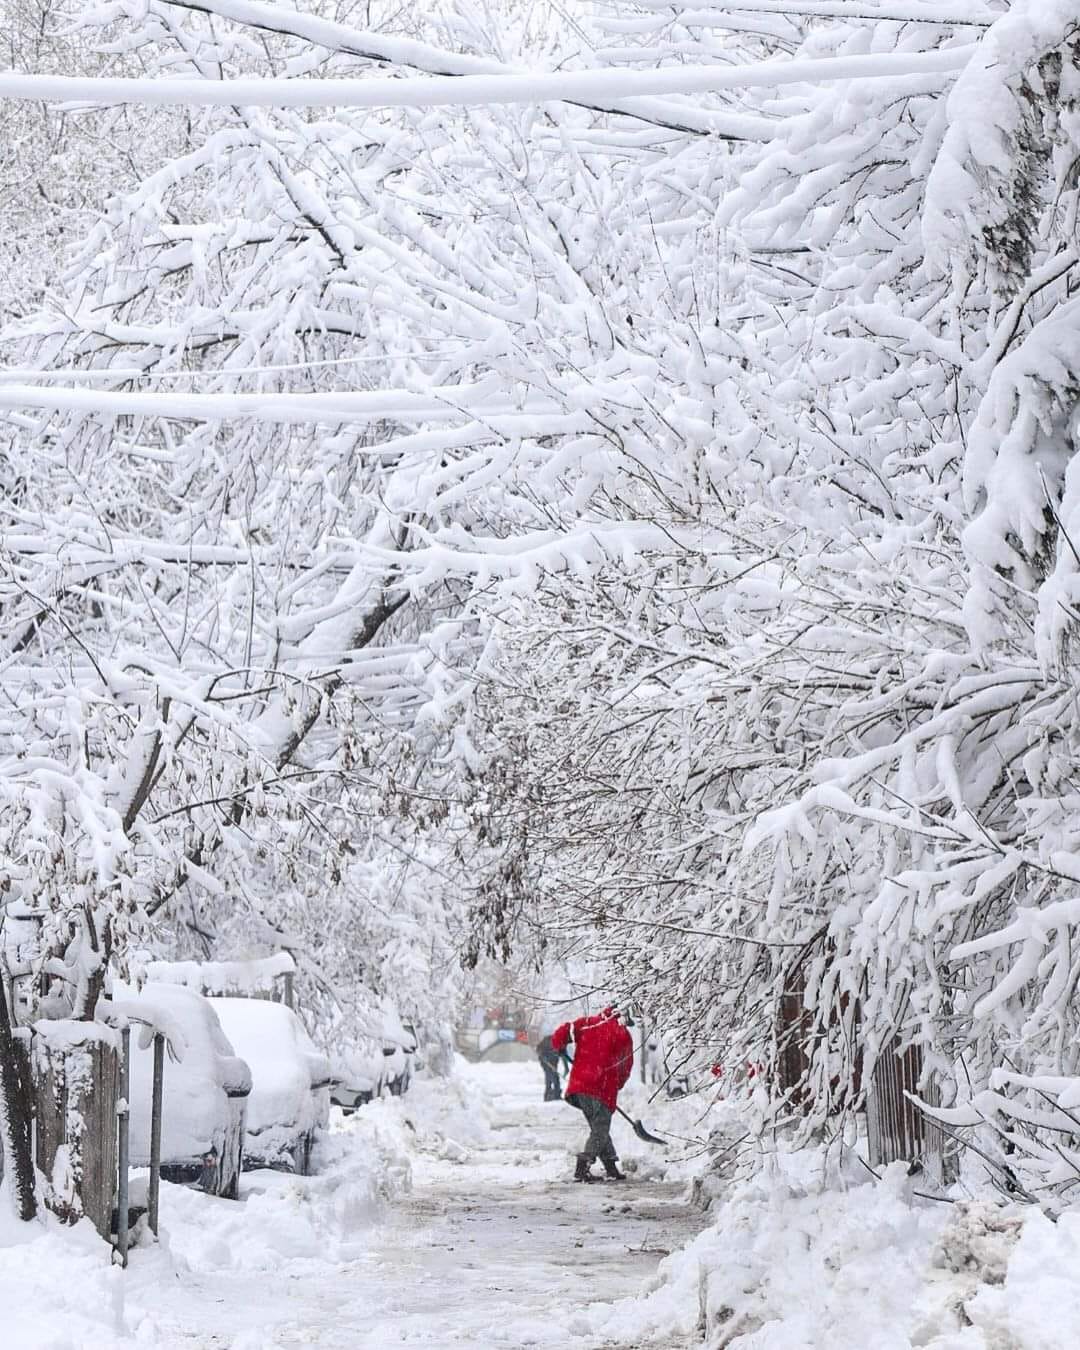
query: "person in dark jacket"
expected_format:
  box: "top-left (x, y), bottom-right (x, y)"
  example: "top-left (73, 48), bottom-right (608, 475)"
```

top-left (536, 1034), bottom-right (568, 1101)
top-left (551, 1007), bottom-right (634, 1182)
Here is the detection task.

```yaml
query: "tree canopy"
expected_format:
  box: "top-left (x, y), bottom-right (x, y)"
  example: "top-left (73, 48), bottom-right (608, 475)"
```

top-left (5, 0), bottom-right (1080, 1206)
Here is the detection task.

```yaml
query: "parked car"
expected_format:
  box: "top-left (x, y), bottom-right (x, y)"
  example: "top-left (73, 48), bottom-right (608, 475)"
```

top-left (382, 1012), bottom-right (418, 1097)
top-left (330, 1007), bottom-right (417, 1114)
top-left (210, 997), bottom-right (331, 1174)
top-left (114, 981), bottom-right (252, 1198)
top-left (329, 1045), bottom-right (384, 1114)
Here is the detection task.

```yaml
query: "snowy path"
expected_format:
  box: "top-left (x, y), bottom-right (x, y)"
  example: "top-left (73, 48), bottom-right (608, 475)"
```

top-left (137, 1062), bottom-right (703, 1349)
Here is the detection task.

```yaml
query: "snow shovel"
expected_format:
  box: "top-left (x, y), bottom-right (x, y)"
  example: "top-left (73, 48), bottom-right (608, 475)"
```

top-left (615, 1105), bottom-right (667, 1146)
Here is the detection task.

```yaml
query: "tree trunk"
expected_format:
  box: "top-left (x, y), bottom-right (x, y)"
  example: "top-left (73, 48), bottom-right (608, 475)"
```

top-left (0, 982), bottom-right (37, 1220)
top-left (73, 909), bottom-right (110, 1023)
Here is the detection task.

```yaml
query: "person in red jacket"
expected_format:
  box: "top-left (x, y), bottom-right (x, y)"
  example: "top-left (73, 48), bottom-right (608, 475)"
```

top-left (550, 1007), bottom-right (634, 1182)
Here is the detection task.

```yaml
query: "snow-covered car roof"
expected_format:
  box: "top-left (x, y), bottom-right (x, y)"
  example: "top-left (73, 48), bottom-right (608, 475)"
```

top-left (379, 1005), bottom-right (417, 1051)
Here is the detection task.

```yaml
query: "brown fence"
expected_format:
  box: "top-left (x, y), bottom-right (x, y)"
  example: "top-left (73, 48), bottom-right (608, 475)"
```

top-left (866, 1038), bottom-right (952, 1186)
top-left (776, 969), bottom-right (813, 1102)
top-left (32, 1023), bottom-right (120, 1238)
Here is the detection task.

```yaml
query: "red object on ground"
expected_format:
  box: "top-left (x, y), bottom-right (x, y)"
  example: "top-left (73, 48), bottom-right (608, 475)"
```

top-left (551, 1008), bottom-right (634, 1111)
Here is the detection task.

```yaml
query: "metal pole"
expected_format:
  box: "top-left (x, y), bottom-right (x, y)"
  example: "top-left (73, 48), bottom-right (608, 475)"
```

top-left (148, 1033), bottom-right (164, 1237)
top-left (116, 1026), bottom-right (130, 1267)
top-left (640, 1015), bottom-right (648, 1085)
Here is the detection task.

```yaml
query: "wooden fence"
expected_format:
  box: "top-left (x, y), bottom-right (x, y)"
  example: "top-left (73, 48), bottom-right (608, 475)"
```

top-left (774, 972), bottom-right (950, 1182)
top-left (774, 966), bottom-right (862, 1108)
top-left (867, 1038), bottom-right (952, 1185)
top-left (32, 1022), bottom-right (121, 1238)
top-left (775, 969), bottom-right (813, 1102)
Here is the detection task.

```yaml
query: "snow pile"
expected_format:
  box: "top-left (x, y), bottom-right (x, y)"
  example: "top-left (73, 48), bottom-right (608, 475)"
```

top-left (964, 1208), bottom-right (1080, 1348)
top-left (576, 1144), bottom-right (1080, 1350)
top-left (0, 1198), bottom-right (144, 1349)
top-left (684, 1163), bottom-right (961, 1349)
top-left (152, 1123), bottom-right (410, 1273)
top-left (330, 1055), bottom-right (503, 1178)
top-left (402, 1055), bottom-right (500, 1150)
top-left (0, 1101), bottom-right (415, 1347)
top-left (153, 1062), bottom-right (487, 1274)
top-left (0, 1065), bottom-right (476, 1347)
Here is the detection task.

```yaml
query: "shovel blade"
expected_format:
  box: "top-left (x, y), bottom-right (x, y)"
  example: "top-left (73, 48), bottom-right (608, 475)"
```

top-left (631, 1118), bottom-right (667, 1146)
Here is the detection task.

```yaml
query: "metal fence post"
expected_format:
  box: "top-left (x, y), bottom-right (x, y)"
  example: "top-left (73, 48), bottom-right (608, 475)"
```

top-left (148, 1032), bottom-right (164, 1236)
top-left (116, 1026), bottom-right (131, 1267)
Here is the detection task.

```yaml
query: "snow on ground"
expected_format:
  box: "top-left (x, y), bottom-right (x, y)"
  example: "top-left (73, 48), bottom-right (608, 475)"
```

top-left (0, 1058), bottom-right (703, 1348)
top-left (585, 1139), bottom-right (1080, 1350)
top-left (5, 1058), bottom-right (1078, 1350)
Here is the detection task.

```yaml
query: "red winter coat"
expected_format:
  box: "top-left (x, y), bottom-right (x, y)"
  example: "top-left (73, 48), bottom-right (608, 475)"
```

top-left (551, 1008), bottom-right (634, 1111)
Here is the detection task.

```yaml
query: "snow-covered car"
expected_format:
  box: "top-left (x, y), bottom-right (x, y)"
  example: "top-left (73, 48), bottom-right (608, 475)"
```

top-left (382, 1013), bottom-right (417, 1097)
top-left (210, 998), bottom-right (331, 1174)
top-left (114, 981), bottom-right (252, 1199)
top-left (329, 1008), bottom-right (417, 1113)
top-left (329, 1045), bottom-right (384, 1113)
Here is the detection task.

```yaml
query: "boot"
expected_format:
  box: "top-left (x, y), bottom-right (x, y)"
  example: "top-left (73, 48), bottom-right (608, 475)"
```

top-left (602, 1157), bottom-right (627, 1181)
top-left (575, 1153), bottom-right (599, 1183)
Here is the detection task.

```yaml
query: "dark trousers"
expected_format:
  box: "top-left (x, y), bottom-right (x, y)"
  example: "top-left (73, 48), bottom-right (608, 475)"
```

top-left (540, 1055), bottom-right (562, 1100)
top-left (565, 1092), bottom-right (616, 1163)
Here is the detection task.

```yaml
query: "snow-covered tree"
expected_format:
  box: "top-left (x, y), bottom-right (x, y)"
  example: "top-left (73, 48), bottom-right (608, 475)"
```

top-left (0, 0), bottom-right (763, 1204)
top-left (461, 0), bottom-right (1080, 1204)
top-left (11, 0), bottom-right (1080, 1215)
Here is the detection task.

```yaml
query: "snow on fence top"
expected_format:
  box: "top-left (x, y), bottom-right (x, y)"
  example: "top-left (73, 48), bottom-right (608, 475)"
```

top-left (31, 1019), bottom-right (122, 1055)
top-left (144, 953), bottom-right (296, 999)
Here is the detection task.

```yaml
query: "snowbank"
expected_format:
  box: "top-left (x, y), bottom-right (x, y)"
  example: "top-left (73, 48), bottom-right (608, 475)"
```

top-left (150, 1060), bottom-right (489, 1274)
top-left (964, 1208), bottom-right (1080, 1349)
top-left (577, 1133), bottom-right (1080, 1350)
top-left (150, 1125), bottom-right (410, 1273)
top-left (404, 1054), bottom-right (501, 1148)
top-left (0, 1063), bottom-right (476, 1346)
top-left (0, 1195), bottom-right (141, 1349)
